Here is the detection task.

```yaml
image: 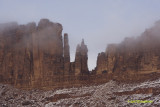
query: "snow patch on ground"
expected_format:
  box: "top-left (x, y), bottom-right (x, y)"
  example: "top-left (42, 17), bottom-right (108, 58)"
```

top-left (1, 79), bottom-right (160, 107)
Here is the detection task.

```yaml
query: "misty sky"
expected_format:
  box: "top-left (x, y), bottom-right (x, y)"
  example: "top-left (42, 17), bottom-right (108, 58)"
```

top-left (1, 0), bottom-right (160, 70)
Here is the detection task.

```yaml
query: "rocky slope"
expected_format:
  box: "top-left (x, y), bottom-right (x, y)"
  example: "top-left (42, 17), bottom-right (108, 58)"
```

top-left (1, 78), bottom-right (160, 107)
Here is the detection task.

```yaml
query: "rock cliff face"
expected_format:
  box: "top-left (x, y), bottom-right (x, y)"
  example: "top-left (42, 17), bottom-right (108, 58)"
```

top-left (96, 52), bottom-right (107, 74)
top-left (95, 21), bottom-right (160, 78)
top-left (96, 44), bottom-right (117, 74)
top-left (32, 19), bottom-right (64, 88)
top-left (0, 22), bottom-right (36, 88)
top-left (1, 19), bottom-right (160, 89)
top-left (0, 19), bottom-right (91, 89)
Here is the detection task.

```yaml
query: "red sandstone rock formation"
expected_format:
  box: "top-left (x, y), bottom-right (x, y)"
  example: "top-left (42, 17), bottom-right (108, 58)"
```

top-left (0, 19), bottom-right (91, 89)
top-left (31, 19), bottom-right (64, 87)
top-left (0, 22), bottom-right (36, 88)
top-left (75, 39), bottom-right (89, 75)
top-left (95, 20), bottom-right (160, 76)
top-left (64, 33), bottom-right (70, 75)
top-left (96, 52), bottom-right (107, 74)
top-left (0, 19), bottom-right (64, 88)
top-left (1, 19), bottom-right (160, 89)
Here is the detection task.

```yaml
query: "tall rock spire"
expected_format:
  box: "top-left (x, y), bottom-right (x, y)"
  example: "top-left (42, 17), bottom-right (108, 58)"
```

top-left (75, 44), bottom-right (81, 75)
top-left (81, 38), bottom-right (84, 45)
top-left (75, 39), bottom-right (89, 75)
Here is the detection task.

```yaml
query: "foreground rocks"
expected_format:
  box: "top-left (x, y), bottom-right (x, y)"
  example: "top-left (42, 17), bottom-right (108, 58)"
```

top-left (1, 78), bottom-right (160, 107)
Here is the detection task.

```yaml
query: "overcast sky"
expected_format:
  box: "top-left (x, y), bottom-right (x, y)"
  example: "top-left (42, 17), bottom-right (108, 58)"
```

top-left (1, 0), bottom-right (160, 70)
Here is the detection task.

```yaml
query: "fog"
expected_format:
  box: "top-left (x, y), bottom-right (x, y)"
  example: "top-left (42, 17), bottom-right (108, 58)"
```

top-left (1, 0), bottom-right (160, 70)
top-left (113, 20), bottom-right (160, 54)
